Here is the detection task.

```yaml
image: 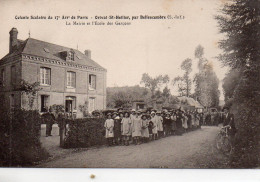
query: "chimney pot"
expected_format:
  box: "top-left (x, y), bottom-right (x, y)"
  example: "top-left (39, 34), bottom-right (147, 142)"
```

top-left (84, 50), bottom-right (91, 59)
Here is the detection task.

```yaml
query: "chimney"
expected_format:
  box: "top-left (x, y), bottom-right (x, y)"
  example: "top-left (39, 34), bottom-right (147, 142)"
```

top-left (9, 28), bottom-right (18, 53)
top-left (84, 50), bottom-right (91, 59)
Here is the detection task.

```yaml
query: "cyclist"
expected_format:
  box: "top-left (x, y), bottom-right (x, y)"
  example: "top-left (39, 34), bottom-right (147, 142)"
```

top-left (222, 106), bottom-right (236, 150)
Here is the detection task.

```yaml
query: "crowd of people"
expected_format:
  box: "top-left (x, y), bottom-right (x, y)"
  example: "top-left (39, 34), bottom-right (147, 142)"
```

top-left (104, 108), bottom-right (206, 146)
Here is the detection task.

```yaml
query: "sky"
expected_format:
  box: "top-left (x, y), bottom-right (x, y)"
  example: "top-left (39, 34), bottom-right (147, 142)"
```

top-left (0, 0), bottom-right (229, 100)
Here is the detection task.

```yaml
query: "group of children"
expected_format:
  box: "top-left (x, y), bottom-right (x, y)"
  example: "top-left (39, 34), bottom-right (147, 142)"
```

top-left (104, 109), bottom-right (204, 146)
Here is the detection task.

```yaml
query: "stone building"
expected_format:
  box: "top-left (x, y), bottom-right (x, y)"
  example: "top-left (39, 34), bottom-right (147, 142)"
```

top-left (0, 28), bottom-right (107, 118)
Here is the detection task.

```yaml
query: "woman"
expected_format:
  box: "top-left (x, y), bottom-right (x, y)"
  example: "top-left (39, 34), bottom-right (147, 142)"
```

top-left (121, 112), bottom-right (132, 146)
top-left (131, 112), bottom-right (142, 145)
top-left (141, 114), bottom-right (149, 143)
top-left (113, 111), bottom-right (121, 145)
top-left (104, 112), bottom-right (114, 146)
top-left (182, 112), bottom-right (188, 132)
top-left (156, 111), bottom-right (164, 138)
top-left (163, 112), bottom-right (172, 136)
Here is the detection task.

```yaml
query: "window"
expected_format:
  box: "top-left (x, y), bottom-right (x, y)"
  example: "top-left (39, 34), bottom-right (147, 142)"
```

top-left (67, 71), bottom-right (76, 88)
top-left (11, 66), bottom-right (16, 84)
top-left (40, 67), bottom-right (51, 85)
top-left (68, 52), bottom-right (74, 61)
top-left (89, 74), bottom-right (96, 90)
top-left (88, 97), bottom-right (95, 113)
top-left (0, 69), bottom-right (4, 87)
top-left (40, 95), bottom-right (49, 112)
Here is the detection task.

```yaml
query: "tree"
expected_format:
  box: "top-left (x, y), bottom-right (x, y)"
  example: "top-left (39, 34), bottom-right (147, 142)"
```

top-left (193, 46), bottom-right (220, 108)
top-left (222, 68), bottom-right (241, 103)
top-left (215, 0), bottom-right (260, 168)
top-left (140, 73), bottom-right (169, 107)
top-left (173, 58), bottom-right (192, 97)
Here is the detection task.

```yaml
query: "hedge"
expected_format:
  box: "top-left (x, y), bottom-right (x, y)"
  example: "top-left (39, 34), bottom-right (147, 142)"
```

top-left (0, 107), bottom-right (49, 166)
top-left (63, 117), bottom-right (106, 148)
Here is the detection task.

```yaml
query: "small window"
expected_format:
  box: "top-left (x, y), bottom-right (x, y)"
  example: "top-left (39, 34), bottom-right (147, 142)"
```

top-left (68, 52), bottom-right (74, 61)
top-left (11, 66), bottom-right (16, 84)
top-left (67, 71), bottom-right (76, 88)
top-left (0, 69), bottom-right (5, 87)
top-left (40, 95), bottom-right (49, 112)
top-left (89, 74), bottom-right (96, 90)
top-left (40, 67), bottom-right (51, 85)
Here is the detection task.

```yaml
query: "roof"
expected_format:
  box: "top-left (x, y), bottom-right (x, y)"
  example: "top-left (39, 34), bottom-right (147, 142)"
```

top-left (177, 96), bottom-right (204, 108)
top-left (1, 38), bottom-right (105, 70)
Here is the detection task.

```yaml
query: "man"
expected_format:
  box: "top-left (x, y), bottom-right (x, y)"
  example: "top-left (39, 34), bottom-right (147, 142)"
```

top-left (222, 106), bottom-right (236, 147)
top-left (42, 107), bottom-right (55, 137)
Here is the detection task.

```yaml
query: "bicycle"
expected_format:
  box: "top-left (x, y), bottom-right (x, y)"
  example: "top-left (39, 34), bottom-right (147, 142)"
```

top-left (216, 125), bottom-right (232, 155)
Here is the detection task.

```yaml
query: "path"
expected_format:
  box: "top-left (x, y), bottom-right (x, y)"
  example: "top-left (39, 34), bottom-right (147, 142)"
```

top-left (38, 126), bottom-right (229, 168)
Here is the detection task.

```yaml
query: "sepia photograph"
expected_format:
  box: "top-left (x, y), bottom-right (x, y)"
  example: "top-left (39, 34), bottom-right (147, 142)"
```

top-left (0, 0), bottom-right (259, 171)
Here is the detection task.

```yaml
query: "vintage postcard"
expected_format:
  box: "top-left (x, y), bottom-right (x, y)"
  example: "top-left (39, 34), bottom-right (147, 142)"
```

top-left (0, 0), bottom-right (259, 171)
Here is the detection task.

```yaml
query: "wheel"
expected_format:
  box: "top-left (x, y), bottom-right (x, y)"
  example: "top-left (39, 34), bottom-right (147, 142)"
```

top-left (216, 133), bottom-right (223, 150)
top-left (222, 136), bottom-right (231, 154)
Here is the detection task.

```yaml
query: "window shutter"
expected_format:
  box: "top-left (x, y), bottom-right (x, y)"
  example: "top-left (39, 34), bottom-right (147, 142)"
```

top-left (72, 72), bottom-right (76, 88)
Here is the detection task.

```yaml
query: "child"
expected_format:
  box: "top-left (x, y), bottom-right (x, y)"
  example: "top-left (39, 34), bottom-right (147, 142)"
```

top-left (104, 112), bottom-right (114, 146)
top-left (151, 111), bottom-right (158, 140)
top-left (147, 115), bottom-right (154, 141)
top-left (141, 114), bottom-right (149, 143)
top-left (121, 112), bottom-right (132, 146)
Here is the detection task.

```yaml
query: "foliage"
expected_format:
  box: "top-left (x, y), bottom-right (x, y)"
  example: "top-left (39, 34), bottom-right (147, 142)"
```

top-left (63, 117), bottom-right (106, 148)
top-left (0, 106), bottom-right (49, 166)
top-left (78, 100), bottom-right (90, 117)
top-left (140, 73), bottom-right (169, 107)
top-left (106, 85), bottom-right (151, 109)
top-left (173, 58), bottom-right (192, 97)
top-left (18, 79), bottom-right (41, 109)
top-left (215, 0), bottom-right (260, 168)
top-left (193, 46), bottom-right (220, 107)
top-left (222, 68), bottom-right (241, 103)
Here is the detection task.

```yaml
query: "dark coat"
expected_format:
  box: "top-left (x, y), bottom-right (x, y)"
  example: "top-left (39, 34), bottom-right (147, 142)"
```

top-left (223, 113), bottom-right (236, 135)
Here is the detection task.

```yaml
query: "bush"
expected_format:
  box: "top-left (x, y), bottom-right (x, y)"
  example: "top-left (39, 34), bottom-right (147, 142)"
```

top-left (0, 108), bottom-right (49, 166)
top-left (63, 117), bottom-right (106, 148)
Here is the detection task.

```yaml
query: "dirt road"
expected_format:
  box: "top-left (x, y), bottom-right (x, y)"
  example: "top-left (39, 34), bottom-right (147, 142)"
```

top-left (38, 126), bottom-right (229, 168)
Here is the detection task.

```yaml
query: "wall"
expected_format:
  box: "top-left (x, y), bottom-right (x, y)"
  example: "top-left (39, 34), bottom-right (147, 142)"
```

top-left (21, 57), bottom-right (106, 116)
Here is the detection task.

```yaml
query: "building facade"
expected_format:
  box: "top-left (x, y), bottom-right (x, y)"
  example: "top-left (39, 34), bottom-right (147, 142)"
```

top-left (0, 28), bottom-right (107, 118)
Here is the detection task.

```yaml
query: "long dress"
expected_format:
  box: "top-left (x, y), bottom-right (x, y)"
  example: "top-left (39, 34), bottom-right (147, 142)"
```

top-left (182, 115), bottom-right (188, 129)
top-left (157, 116), bottom-right (164, 132)
top-left (104, 119), bottom-right (114, 138)
top-left (121, 117), bottom-right (132, 136)
top-left (113, 116), bottom-right (121, 138)
top-left (151, 116), bottom-right (158, 134)
top-left (141, 119), bottom-right (149, 138)
top-left (131, 116), bottom-right (142, 137)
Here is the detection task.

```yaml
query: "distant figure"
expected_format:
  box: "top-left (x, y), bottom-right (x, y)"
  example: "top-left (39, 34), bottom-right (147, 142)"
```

top-left (42, 107), bottom-right (55, 137)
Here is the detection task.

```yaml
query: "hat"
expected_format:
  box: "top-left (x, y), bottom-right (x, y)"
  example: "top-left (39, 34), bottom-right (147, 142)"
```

top-left (141, 114), bottom-right (147, 119)
top-left (223, 106), bottom-right (229, 111)
top-left (156, 111), bottom-right (161, 114)
top-left (107, 112), bottom-right (112, 116)
top-left (151, 111), bottom-right (155, 115)
top-left (131, 109), bottom-right (136, 112)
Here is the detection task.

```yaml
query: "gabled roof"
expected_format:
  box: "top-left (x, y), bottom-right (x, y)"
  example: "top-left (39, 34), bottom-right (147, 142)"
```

top-left (1, 38), bottom-right (105, 70)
